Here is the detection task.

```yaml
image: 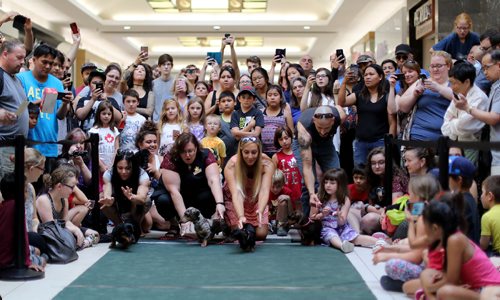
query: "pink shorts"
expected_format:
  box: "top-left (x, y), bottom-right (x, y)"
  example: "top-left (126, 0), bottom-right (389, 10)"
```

top-left (224, 196), bottom-right (269, 228)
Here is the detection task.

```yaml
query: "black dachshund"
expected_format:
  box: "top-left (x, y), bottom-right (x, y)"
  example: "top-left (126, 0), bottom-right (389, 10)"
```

top-left (232, 223), bottom-right (256, 252)
top-left (109, 222), bottom-right (139, 249)
top-left (288, 211), bottom-right (322, 246)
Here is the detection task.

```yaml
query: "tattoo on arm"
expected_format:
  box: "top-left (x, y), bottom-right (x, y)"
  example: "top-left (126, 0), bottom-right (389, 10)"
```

top-left (298, 136), bottom-right (311, 150)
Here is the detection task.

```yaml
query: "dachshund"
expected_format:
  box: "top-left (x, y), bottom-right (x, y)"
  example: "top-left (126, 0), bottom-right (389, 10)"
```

top-left (232, 223), bottom-right (256, 252)
top-left (109, 222), bottom-right (137, 249)
top-left (287, 211), bottom-right (322, 246)
top-left (183, 207), bottom-right (227, 247)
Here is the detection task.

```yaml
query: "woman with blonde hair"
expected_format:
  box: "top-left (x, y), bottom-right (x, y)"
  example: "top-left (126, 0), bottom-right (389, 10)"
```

top-left (223, 137), bottom-right (275, 246)
top-left (431, 12), bottom-right (480, 60)
top-left (171, 75), bottom-right (193, 117)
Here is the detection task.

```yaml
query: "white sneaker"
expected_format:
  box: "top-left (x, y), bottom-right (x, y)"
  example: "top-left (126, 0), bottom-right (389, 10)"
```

top-left (341, 241), bottom-right (355, 253)
top-left (372, 239), bottom-right (388, 253)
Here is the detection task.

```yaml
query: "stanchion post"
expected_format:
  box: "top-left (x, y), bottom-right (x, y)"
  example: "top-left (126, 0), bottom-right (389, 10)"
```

top-left (384, 134), bottom-right (393, 205)
top-left (90, 133), bottom-right (100, 230)
top-left (0, 135), bottom-right (44, 280)
top-left (438, 136), bottom-right (449, 191)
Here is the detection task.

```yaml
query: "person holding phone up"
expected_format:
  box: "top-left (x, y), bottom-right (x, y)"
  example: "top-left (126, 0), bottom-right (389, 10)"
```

top-left (0, 11), bottom-right (34, 54)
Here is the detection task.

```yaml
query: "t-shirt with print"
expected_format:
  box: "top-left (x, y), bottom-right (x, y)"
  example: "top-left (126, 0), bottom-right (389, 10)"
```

top-left (200, 136), bottom-right (227, 168)
top-left (88, 126), bottom-right (120, 169)
top-left (120, 113), bottom-right (146, 152)
top-left (76, 97), bottom-right (121, 132)
top-left (159, 123), bottom-right (182, 156)
top-left (16, 71), bottom-right (64, 157)
top-left (230, 107), bottom-right (264, 131)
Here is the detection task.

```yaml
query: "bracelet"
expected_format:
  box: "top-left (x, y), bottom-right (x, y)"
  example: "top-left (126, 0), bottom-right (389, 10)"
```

top-left (216, 202), bottom-right (224, 206)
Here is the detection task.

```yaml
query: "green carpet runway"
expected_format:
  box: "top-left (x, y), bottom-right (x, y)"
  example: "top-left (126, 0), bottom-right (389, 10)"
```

top-left (55, 240), bottom-right (376, 300)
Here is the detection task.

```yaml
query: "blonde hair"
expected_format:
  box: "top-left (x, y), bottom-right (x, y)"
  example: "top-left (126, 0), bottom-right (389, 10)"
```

top-left (235, 138), bottom-right (263, 201)
top-left (24, 148), bottom-right (45, 170)
top-left (408, 174), bottom-right (441, 202)
top-left (431, 50), bottom-right (453, 67)
top-left (204, 114), bottom-right (221, 127)
top-left (158, 99), bottom-right (185, 135)
top-left (43, 164), bottom-right (77, 189)
top-left (272, 169), bottom-right (285, 187)
top-left (454, 12), bottom-right (473, 29)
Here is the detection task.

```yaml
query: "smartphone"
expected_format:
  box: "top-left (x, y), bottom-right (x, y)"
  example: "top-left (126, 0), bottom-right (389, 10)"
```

top-left (13, 15), bottom-right (27, 31)
top-left (336, 49), bottom-right (344, 60)
top-left (207, 52), bottom-right (222, 65)
top-left (140, 46), bottom-right (148, 56)
top-left (349, 64), bottom-right (359, 75)
top-left (275, 48), bottom-right (286, 59)
top-left (95, 83), bottom-right (104, 91)
top-left (309, 70), bottom-right (316, 77)
top-left (419, 74), bottom-right (427, 80)
top-left (69, 22), bottom-right (79, 34)
top-left (57, 92), bottom-right (71, 99)
top-left (224, 33), bottom-right (230, 38)
top-left (395, 73), bottom-right (406, 81)
top-left (173, 129), bottom-right (180, 138)
top-left (411, 202), bottom-right (425, 216)
top-left (453, 92), bottom-right (460, 100)
top-left (64, 72), bottom-right (71, 80)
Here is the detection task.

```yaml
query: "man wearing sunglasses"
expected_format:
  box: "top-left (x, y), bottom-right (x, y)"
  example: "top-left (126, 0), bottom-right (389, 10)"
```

top-left (295, 105), bottom-right (346, 216)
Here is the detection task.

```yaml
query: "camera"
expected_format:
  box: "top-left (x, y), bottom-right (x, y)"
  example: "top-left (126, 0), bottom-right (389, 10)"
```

top-left (137, 149), bottom-right (150, 170)
top-left (70, 150), bottom-right (88, 157)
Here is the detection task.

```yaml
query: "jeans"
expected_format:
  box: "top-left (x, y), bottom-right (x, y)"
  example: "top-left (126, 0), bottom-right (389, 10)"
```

top-left (353, 138), bottom-right (385, 166)
top-left (292, 138), bottom-right (340, 217)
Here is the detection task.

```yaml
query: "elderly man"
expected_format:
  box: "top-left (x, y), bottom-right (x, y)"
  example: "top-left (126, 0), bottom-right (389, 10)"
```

top-left (299, 54), bottom-right (314, 77)
top-left (295, 105), bottom-right (346, 215)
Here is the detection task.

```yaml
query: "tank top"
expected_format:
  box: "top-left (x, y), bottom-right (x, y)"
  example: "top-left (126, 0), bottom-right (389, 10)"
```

top-left (460, 241), bottom-right (500, 289)
top-left (275, 150), bottom-right (302, 202)
top-left (47, 193), bottom-right (65, 220)
top-left (261, 108), bottom-right (285, 156)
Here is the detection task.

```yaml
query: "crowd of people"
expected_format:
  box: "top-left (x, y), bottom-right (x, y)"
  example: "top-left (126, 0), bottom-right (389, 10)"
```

top-left (0, 10), bottom-right (500, 299)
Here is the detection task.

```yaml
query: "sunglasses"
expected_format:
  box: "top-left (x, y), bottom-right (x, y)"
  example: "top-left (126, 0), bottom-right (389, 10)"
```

top-left (396, 55), bottom-right (408, 61)
top-left (241, 136), bottom-right (258, 143)
top-left (313, 113), bottom-right (334, 119)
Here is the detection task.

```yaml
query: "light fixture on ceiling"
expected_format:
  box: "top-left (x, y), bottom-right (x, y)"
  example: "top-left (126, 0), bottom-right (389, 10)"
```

top-left (124, 26), bottom-right (131, 30)
top-left (303, 26), bottom-right (310, 30)
top-left (146, 0), bottom-right (267, 13)
top-left (213, 25), bottom-right (221, 30)
top-left (179, 36), bottom-right (263, 47)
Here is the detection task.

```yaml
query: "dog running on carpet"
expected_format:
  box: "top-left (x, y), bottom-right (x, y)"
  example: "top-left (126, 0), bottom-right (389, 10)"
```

top-left (109, 222), bottom-right (140, 249)
top-left (287, 211), bottom-right (322, 246)
top-left (183, 207), bottom-right (227, 247)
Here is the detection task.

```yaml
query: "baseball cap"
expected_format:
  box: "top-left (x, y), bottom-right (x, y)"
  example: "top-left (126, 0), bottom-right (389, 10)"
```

top-left (88, 69), bottom-right (106, 83)
top-left (448, 156), bottom-right (476, 179)
top-left (356, 55), bottom-right (375, 64)
top-left (395, 44), bottom-right (412, 55)
top-left (81, 62), bottom-right (97, 73)
top-left (237, 85), bottom-right (257, 98)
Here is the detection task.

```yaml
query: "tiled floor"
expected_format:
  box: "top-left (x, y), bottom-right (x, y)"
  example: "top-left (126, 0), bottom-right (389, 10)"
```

top-left (0, 233), bottom-right (410, 300)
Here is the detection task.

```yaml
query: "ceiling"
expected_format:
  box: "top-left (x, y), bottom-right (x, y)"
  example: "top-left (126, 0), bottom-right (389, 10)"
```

top-left (1, 0), bottom-right (406, 72)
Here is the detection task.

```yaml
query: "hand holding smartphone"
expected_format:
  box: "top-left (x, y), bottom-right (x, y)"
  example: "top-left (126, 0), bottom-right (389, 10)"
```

top-left (410, 202), bottom-right (425, 216)
top-left (70, 22), bottom-right (79, 34)
top-left (395, 73), bottom-right (406, 81)
top-left (275, 48), bottom-right (286, 60)
top-left (140, 46), bottom-right (149, 57)
top-left (336, 49), bottom-right (345, 61)
top-left (13, 15), bottom-right (27, 31)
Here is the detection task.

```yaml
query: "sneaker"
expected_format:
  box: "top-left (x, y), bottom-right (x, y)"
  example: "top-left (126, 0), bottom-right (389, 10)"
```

top-left (380, 275), bottom-right (403, 292)
top-left (341, 240), bottom-right (354, 253)
top-left (276, 226), bottom-right (288, 237)
top-left (372, 239), bottom-right (388, 253)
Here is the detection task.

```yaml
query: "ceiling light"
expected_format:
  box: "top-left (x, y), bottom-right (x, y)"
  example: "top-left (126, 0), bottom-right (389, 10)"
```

top-left (179, 36), bottom-right (263, 47)
top-left (213, 25), bottom-right (221, 30)
top-left (395, 27), bottom-right (401, 31)
top-left (146, 0), bottom-right (267, 13)
top-left (123, 26), bottom-right (131, 30)
top-left (304, 26), bottom-right (310, 30)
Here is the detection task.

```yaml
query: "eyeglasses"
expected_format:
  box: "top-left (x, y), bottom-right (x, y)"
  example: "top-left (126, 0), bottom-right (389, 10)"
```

top-left (35, 166), bottom-right (45, 172)
top-left (180, 148), bottom-right (196, 155)
top-left (482, 63), bottom-right (495, 72)
top-left (370, 160), bottom-right (385, 166)
top-left (396, 55), bottom-right (408, 61)
top-left (252, 76), bottom-right (264, 82)
top-left (186, 69), bottom-right (197, 74)
top-left (313, 113), bottom-right (334, 119)
top-left (62, 183), bottom-right (75, 191)
top-left (91, 81), bottom-right (104, 85)
top-left (316, 74), bottom-right (327, 79)
top-left (456, 26), bottom-right (470, 31)
top-left (429, 64), bottom-right (446, 69)
top-left (241, 136), bottom-right (258, 143)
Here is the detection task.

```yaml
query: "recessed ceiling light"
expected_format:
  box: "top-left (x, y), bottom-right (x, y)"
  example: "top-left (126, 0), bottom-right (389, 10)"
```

top-left (213, 25), bottom-right (221, 30)
top-left (123, 26), bottom-right (131, 30)
top-left (395, 27), bottom-right (401, 31)
top-left (303, 26), bottom-right (310, 30)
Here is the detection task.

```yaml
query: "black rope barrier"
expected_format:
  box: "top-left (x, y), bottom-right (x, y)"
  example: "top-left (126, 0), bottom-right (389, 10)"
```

top-left (0, 134), bottom-right (100, 280)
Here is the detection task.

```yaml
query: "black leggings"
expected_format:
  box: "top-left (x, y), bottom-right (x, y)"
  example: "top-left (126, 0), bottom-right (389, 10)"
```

top-left (155, 189), bottom-right (216, 220)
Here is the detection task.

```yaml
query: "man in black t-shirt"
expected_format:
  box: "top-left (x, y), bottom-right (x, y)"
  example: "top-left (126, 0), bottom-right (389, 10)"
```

top-left (296, 105), bottom-right (345, 213)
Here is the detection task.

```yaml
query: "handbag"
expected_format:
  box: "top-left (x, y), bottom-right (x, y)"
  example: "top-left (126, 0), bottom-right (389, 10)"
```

top-left (38, 220), bottom-right (78, 264)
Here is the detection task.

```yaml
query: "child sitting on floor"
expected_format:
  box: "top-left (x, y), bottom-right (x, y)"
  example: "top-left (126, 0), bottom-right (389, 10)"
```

top-left (268, 170), bottom-right (294, 236)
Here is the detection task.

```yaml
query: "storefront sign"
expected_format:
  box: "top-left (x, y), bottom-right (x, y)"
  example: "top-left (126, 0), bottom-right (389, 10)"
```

top-left (413, 0), bottom-right (434, 39)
